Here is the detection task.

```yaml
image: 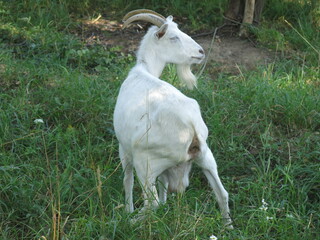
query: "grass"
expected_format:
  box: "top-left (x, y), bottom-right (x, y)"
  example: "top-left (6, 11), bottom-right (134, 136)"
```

top-left (0, 0), bottom-right (320, 239)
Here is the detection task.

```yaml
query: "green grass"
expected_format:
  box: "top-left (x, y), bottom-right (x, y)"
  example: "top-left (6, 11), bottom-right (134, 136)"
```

top-left (0, 0), bottom-right (320, 239)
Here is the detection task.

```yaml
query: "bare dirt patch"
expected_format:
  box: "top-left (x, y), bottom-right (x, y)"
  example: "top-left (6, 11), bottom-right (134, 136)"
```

top-left (74, 19), bottom-right (275, 74)
top-left (196, 36), bottom-right (274, 73)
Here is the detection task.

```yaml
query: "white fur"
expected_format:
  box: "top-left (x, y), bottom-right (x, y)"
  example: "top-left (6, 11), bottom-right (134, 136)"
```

top-left (114, 16), bottom-right (233, 228)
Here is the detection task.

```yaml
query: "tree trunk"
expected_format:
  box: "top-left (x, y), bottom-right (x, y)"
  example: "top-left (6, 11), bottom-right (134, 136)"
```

top-left (225, 0), bottom-right (245, 24)
top-left (224, 0), bottom-right (265, 37)
top-left (239, 0), bottom-right (255, 37)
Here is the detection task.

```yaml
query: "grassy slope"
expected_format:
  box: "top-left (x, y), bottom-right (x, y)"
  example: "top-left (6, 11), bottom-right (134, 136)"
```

top-left (0, 0), bottom-right (319, 239)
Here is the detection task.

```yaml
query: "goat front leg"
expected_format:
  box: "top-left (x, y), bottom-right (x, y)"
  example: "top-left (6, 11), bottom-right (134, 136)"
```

top-left (197, 147), bottom-right (233, 229)
top-left (134, 159), bottom-right (160, 211)
top-left (120, 145), bottom-right (134, 213)
top-left (158, 172), bottom-right (169, 203)
top-left (141, 181), bottom-right (159, 211)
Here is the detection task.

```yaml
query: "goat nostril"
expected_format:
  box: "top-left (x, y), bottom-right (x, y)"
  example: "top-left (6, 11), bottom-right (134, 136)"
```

top-left (199, 49), bottom-right (204, 55)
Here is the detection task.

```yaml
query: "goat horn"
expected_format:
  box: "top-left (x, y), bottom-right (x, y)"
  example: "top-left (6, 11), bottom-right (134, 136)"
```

top-left (123, 9), bottom-right (166, 22)
top-left (123, 13), bottom-right (166, 28)
top-left (123, 11), bottom-right (166, 28)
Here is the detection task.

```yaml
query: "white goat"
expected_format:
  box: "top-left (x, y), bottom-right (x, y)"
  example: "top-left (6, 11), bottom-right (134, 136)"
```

top-left (113, 9), bottom-right (233, 228)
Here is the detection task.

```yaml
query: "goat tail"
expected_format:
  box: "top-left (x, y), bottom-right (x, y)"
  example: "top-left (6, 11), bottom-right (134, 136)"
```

top-left (188, 134), bottom-right (200, 159)
top-left (188, 123), bottom-right (205, 159)
top-left (187, 119), bottom-right (209, 159)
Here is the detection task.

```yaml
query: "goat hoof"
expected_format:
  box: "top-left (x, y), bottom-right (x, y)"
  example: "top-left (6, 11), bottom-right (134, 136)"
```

top-left (129, 210), bottom-right (147, 225)
top-left (225, 223), bottom-right (234, 230)
top-left (223, 218), bottom-right (234, 230)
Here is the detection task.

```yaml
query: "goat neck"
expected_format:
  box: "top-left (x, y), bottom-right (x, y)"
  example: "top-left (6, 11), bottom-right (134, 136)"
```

top-left (136, 28), bottom-right (166, 78)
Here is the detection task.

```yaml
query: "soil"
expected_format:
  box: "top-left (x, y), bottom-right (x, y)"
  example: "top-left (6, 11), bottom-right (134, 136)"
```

top-left (75, 18), bottom-right (275, 75)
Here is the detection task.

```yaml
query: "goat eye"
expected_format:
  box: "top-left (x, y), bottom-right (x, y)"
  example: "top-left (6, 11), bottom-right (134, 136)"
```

top-left (169, 36), bottom-right (179, 42)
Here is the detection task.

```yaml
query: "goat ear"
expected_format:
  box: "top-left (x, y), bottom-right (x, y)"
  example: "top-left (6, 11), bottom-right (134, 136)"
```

top-left (155, 24), bottom-right (168, 39)
top-left (166, 15), bottom-right (173, 22)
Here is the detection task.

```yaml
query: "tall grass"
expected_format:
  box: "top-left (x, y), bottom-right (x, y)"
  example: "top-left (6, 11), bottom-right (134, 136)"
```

top-left (1, 0), bottom-right (319, 239)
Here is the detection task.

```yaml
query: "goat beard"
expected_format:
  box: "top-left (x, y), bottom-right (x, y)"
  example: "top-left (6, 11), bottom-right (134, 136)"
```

top-left (176, 64), bottom-right (197, 90)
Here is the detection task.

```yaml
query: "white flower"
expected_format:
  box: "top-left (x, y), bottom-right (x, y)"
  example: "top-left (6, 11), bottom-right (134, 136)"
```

top-left (209, 234), bottom-right (218, 240)
top-left (34, 119), bottom-right (44, 124)
top-left (259, 198), bottom-right (268, 211)
top-left (259, 205), bottom-right (268, 211)
top-left (266, 216), bottom-right (274, 220)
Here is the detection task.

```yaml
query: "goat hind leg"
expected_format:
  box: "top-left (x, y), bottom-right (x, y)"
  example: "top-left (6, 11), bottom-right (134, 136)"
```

top-left (197, 147), bottom-right (233, 229)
